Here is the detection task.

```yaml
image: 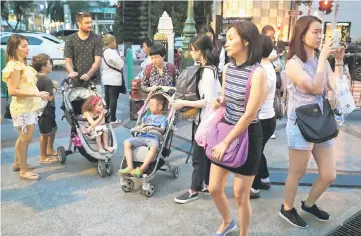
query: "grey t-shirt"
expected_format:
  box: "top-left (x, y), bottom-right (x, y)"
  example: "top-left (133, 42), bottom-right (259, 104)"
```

top-left (64, 32), bottom-right (102, 87)
top-left (36, 75), bottom-right (55, 107)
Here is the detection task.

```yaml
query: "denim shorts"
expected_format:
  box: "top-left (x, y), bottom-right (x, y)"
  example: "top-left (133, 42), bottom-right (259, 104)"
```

top-left (286, 119), bottom-right (335, 151)
top-left (125, 137), bottom-right (159, 149)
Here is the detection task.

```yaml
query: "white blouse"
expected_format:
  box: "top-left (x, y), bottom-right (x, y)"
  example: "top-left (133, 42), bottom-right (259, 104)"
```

top-left (259, 63), bottom-right (277, 120)
top-left (101, 48), bottom-right (124, 86)
top-left (198, 67), bottom-right (222, 122)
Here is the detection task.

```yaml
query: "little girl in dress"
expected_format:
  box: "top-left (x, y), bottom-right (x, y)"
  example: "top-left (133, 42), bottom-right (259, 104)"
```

top-left (82, 96), bottom-right (114, 154)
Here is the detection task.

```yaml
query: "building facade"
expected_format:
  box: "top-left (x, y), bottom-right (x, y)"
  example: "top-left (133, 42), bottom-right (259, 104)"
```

top-left (213, 0), bottom-right (292, 40)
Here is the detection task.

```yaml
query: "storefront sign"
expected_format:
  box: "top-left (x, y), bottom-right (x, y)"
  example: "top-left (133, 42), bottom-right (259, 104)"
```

top-left (222, 17), bottom-right (253, 25)
top-left (288, 10), bottom-right (303, 16)
top-left (324, 22), bottom-right (351, 42)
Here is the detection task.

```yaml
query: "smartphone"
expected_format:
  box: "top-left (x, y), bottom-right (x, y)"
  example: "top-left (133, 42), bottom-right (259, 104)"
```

top-left (332, 29), bottom-right (341, 49)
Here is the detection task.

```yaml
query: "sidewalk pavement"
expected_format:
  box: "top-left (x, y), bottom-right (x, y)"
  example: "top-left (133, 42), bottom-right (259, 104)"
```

top-left (1, 124), bottom-right (361, 236)
top-left (1, 85), bottom-right (361, 235)
top-left (124, 110), bottom-right (361, 188)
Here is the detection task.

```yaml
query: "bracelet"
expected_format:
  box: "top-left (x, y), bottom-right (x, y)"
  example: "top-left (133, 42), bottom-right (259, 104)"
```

top-left (335, 63), bottom-right (344, 66)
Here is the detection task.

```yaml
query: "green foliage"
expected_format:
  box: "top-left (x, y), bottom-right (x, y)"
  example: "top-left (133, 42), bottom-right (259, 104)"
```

top-left (66, 0), bottom-right (90, 27)
top-left (114, 0), bottom-right (212, 44)
top-left (194, 0), bottom-right (213, 31)
top-left (47, 1), bottom-right (65, 23)
top-left (1, 1), bottom-right (34, 31)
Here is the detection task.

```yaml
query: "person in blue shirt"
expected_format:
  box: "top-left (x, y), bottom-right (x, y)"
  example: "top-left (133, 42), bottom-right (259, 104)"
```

top-left (119, 94), bottom-right (168, 178)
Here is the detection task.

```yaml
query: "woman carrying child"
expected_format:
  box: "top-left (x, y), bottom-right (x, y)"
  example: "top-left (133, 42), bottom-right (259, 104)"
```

top-left (171, 34), bottom-right (222, 204)
top-left (82, 96), bottom-right (115, 154)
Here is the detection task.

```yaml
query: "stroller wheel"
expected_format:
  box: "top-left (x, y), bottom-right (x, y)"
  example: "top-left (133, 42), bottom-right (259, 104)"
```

top-left (172, 166), bottom-right (180, 178)
top-left (144, 184), bottom-right (155, 197)
top-left (97, 160), bottom-right (107, 177)
top-left (122, 179), bottom-right (134, 192)
top-left (105, 159), bottom-right (113, 176)
top-left (57, 146), bottom-right (67, 164)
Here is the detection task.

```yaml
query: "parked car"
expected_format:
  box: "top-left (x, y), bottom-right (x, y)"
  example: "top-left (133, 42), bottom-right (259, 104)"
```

top-left (0, 32), bottom-right (65, 66)
top-left (52, 29), bottom-right (78, 40)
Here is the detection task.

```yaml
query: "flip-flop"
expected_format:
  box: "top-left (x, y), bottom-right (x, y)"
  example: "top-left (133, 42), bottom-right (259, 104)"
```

top-left (19, 171), bottom-right (41, 181)
top-left (12, 165), bottom-right (35, 171)
top-left (40, 157), bottom-right (58, 164)
top-left (46, 152), bottom-right (58, 157)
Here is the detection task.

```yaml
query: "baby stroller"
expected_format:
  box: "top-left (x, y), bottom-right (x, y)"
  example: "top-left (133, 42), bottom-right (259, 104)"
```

top-left (57, 78), bottom-right (118, 177)
top-left (119, 86), bottom-right (180, 197)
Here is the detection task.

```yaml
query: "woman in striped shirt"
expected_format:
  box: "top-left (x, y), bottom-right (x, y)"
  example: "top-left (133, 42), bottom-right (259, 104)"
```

top-left (209, 22), bottom-right (268, 236)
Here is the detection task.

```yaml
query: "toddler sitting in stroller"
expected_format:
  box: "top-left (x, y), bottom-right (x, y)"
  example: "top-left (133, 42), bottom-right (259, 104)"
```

top-left (82, 95), bottom-right (115, 154)
top-left (119, 94), bottom-right (168, 178)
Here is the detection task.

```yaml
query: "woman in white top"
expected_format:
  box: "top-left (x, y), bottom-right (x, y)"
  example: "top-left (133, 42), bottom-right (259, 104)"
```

top-left (101, 34), bottom-right (124, 123)
top-left (250, 34), bottom-right (277, 198)
top-left (135, 39), bottom-right (153, 79)
top-left (171, 35), bottom-right (222, 204)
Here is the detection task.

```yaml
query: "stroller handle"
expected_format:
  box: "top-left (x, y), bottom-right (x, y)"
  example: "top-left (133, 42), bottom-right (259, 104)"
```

top-left (61, 77), bottom-right (71, 87)
top-left (155, 86), bottom-right (176, 92)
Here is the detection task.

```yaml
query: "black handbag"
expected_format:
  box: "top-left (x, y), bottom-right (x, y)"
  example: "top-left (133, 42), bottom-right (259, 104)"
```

top-left (295, 100), bottom-right (338, 143)
top-left (4, 100), bottom-right (12, 119)
top-left (274, 93), bottom-right (283, 120)
top-left (102, 50), bottom-right (127, 94)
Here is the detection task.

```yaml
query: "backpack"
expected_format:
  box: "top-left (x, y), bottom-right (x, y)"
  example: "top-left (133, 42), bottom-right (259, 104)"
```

top-left (175, 65), bottom-right (218, 117)
top-left (145, 63), bottom-right (175, 79)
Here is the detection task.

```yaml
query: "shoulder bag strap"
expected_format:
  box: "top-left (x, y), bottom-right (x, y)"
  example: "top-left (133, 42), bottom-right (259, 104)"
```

top-left (102, 49), bottom-right (122, 73)
top-left (245, 64), bottom-right (260, 109)
top-left (145, 63), bottom-right (153, 79)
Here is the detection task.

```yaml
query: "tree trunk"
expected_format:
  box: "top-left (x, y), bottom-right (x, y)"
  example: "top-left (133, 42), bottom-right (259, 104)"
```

top-left (148, 0), bottom-right (151, 38)
top-left (14, 16), bottom-right (20, 32)
top-left (4, 20), bottom-right (13, 31)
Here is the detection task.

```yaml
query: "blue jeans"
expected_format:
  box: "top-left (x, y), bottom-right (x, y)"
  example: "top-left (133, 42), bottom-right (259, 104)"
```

top-left (286, 119), bottom-right (335, 151)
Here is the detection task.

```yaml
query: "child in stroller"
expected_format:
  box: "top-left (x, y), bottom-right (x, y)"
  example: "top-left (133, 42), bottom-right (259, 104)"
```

top-left (57, 77), bottom-right (118, 177)
top-left (82, 95), bottom-right (115, 154)
top-left (119, 94), bottom-right (167, 177)
top-left (119, 86), bottom-right (180, 197)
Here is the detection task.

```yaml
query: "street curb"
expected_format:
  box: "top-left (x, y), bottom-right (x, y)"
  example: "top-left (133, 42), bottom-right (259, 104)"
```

top-left (269, 170), bottom-right (361, 188)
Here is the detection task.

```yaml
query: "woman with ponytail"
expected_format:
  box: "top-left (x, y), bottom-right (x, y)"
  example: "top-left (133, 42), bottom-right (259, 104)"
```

top-left (199, 25), bottom-right (225, 79)
top-left (171, 35), bottom-right (222, 204)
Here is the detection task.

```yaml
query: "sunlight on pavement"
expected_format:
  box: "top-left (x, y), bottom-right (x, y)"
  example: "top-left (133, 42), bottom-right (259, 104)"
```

top-left (46, 168), bottom-right (97, 181)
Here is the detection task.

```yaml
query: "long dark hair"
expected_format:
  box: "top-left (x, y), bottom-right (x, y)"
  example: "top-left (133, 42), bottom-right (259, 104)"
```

top-left (189, 35), bottom-right (218, 67)
top-left (259, 34), bottom-right (274, 58)
top-left (199, 25), bottom-right (222, 63)
top-left (287, 16), bottom-right (322, 62)
top-left (230, 21), bottom-right (262, 66)
top-left (5, 34), bottom-right (28, 64)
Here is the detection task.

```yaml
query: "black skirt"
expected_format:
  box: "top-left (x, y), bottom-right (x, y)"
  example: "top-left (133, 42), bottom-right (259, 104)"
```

top-left (211, 121), bottom-right (263, 176)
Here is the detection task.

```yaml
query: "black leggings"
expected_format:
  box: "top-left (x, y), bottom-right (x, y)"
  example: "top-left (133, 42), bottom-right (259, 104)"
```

top-left (104, 85), bottom-right (121, 122)
top-left (190, 123), bottom-right (211, 191)
top-left (252, 116), bottom-right (276, 190)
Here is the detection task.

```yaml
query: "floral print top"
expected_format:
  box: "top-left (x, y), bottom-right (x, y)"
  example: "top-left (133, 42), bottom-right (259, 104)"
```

top-left (141, 63), bottom-right (180, 92)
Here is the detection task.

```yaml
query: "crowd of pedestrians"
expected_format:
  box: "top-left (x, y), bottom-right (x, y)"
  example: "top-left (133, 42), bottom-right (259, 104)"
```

top-left (2, 11), bottom-right (348, 236)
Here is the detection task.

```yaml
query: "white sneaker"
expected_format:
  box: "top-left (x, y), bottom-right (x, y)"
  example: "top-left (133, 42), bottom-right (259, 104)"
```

top-left (271, 134), bottom-right (276, 139)
top-left (110, 119), bottom-right (121, 124)
top-left (98, 148), bottom-right (106, 154)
